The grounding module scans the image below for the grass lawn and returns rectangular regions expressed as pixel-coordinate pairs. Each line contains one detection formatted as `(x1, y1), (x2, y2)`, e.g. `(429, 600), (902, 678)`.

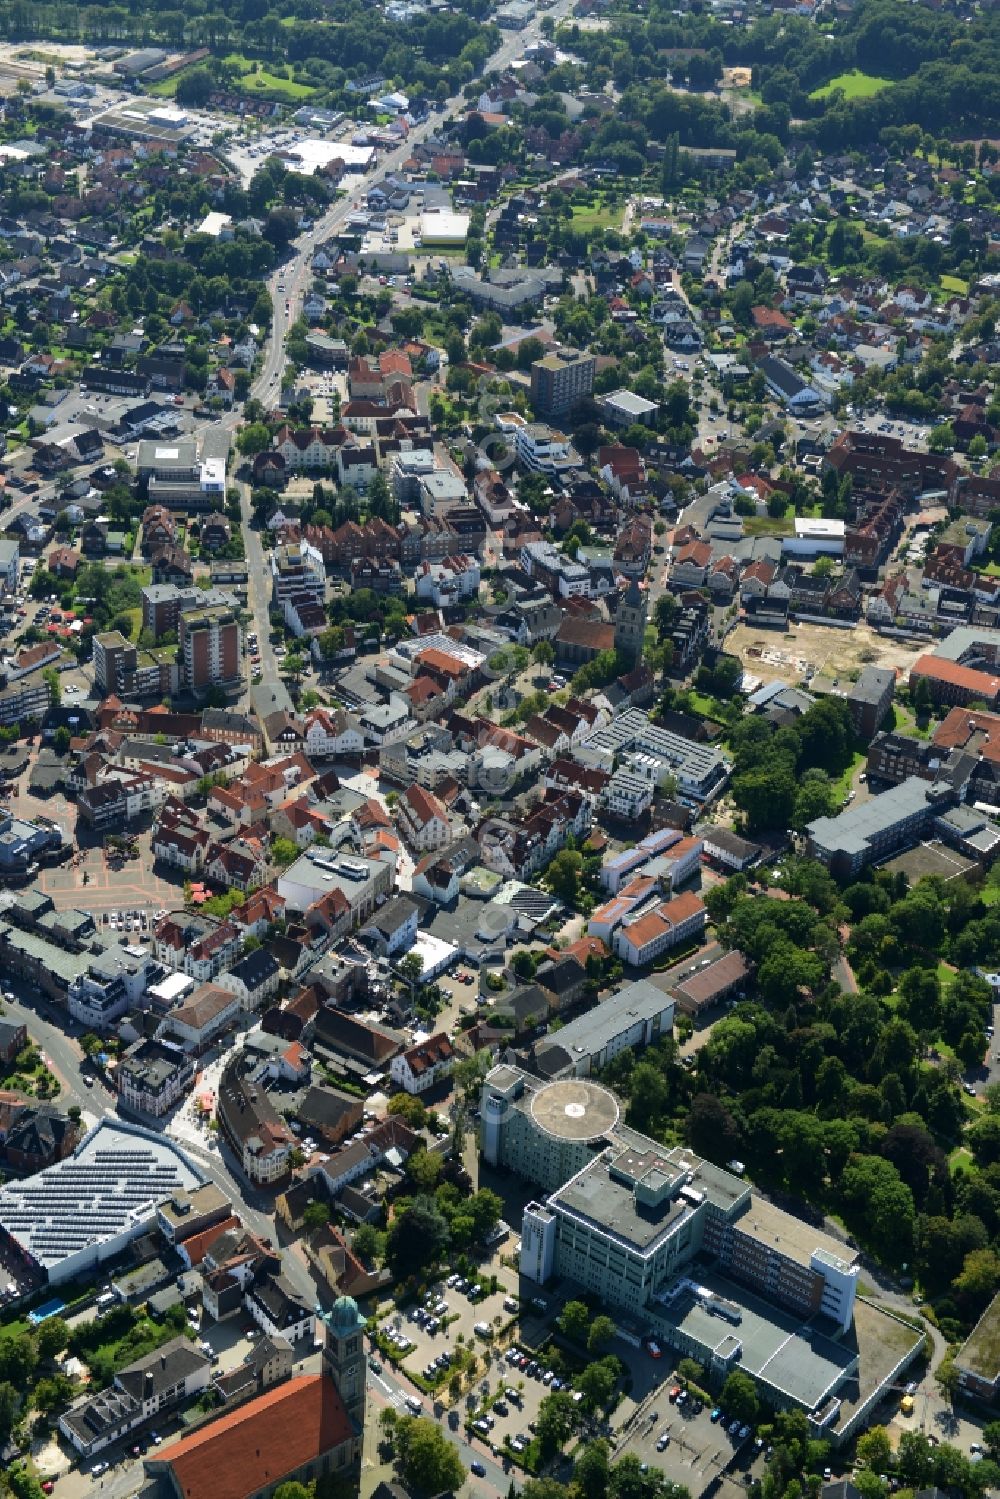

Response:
(889, 703), (932, 740)
(570, 202), (624, 233)
(936, 961), (956, 992)
(155, 55), (315, 102)
(949, 1145), (974, 1175)
(743, 514), (793, 537)
(831, 750), (866, 803)
(810, 70), (894, 101)
(941, 274), (970, 295)
(221, 53), (315, 100)
(686, 691), (727, 720)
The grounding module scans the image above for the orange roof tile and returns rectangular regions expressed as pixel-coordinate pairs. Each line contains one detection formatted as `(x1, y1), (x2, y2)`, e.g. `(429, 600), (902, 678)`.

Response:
(158, 1375), (354, 1499)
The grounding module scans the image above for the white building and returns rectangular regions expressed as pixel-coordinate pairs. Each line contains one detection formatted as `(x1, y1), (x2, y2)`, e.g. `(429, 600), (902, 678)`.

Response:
(245, 1276), (316, 1346)
(782, 517), (846, 559)
(68, 953), (162, 1030)
(303, 707), (365, 760)
(390, 1032), (456, 1094)
(612, 891), (707, 967)
(514, 423), (576, 475)
(215, 947), (281, 1011)
(414, 554), (481, 608)
(358, 697), (415, 747)
(397, 783), (450, 852)
(604, 768), (655, 821)
(59, 1338), (211, 1457)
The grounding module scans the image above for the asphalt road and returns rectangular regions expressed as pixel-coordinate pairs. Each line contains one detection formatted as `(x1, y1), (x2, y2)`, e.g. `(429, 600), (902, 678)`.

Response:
(0, 981), (102, 1119)
(368, 1364), (513, 1498)
(222, 0), (578, 672)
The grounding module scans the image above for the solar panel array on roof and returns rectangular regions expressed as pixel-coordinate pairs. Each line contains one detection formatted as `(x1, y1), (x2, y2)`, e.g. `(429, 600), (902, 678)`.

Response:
(0, 1119), (203, 1272)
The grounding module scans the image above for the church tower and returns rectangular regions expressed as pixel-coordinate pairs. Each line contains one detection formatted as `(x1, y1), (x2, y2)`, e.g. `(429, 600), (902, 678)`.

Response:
(614, 577), (648, 664)
(321, 1295), (367, 1435)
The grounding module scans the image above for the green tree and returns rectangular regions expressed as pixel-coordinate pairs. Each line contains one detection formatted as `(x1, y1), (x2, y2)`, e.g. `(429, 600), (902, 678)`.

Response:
(386, 1196), (450, 1279)
(352, 1223), (383, 1264)
(36, 1316), (69, 1361)
(532, 639), (555, 671)
(576, 1357), (618, 1411)
(0, 1380), (19, 1445)
(928, 422), (956, 453)
(559, 1300), (590, 1344)
(236, 422), (273, 456)
(270, 837), (299, 867)
(856, 1426), (893, 1471)
(387, 1093), (428, 1128)
(399, 951), (425, 997)
(574, 1440), (612, 1499)
(721, 1370), (758, 1425)
(302, 1201), (331, 1236)
(396, 1416), (465, 1494)
(840, 1154), (915, 1264)
(546, 848), (583, 904)
(406, 1147), (444, 1192)
(536, 1390), (577, 1458)
(468, 1188), (503, 1241)
(588, 1315), (616, 1353)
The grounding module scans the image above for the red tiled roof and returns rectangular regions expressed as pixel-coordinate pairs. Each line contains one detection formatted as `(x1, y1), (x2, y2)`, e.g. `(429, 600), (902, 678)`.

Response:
(178, 1214), (241, 1264)
(402, 782), (448, 827)
(911, 654), (1000, 698)
(158, 1375), (354, 1499)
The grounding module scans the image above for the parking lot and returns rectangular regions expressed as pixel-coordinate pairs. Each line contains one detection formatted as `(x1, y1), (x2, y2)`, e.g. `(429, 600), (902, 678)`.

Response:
(379, 1268), (522, 1392)
(617, 1387), (764, 1499)
(469, 1338), (579, 1460)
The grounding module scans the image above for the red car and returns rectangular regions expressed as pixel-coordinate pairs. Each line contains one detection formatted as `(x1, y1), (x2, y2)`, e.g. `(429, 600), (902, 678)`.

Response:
(41, 1484), (54, 1495)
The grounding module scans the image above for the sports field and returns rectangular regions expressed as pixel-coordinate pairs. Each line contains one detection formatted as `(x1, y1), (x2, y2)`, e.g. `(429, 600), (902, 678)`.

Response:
(810, 70), (893, 100)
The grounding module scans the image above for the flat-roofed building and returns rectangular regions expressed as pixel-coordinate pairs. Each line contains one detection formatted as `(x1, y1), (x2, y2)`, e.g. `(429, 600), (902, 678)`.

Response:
(156, 1181), (231, 1246)
(530, 349), (596, 418)
(526, 978), (674, 1079)
(806, 776), (951, 879)
(0, 1117), (204, 1283)
(478, 1065), (919, 1442)
(954, 1291), (1000, 1400)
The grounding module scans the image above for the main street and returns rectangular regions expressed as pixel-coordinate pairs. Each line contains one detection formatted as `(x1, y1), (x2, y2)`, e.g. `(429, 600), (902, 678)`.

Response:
(228, 0), (578, 664)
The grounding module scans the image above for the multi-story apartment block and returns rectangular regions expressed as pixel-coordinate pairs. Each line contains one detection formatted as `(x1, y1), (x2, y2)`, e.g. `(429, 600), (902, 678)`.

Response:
(179, 605), (242, 693)
(68, 952), (164, 1030)
(806, 776), (952, 878)
(153, 911), (243, 982)
(77, 771), (168, 830)
(530, 349), (596, 417)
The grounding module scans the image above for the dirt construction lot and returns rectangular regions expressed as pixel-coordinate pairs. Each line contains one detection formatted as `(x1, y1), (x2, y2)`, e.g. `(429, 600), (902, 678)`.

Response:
(730, 619), (925, 692)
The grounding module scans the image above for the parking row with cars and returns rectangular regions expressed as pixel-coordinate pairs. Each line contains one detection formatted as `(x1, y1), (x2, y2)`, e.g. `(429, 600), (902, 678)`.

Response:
(503, 1344), (576, 1396)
